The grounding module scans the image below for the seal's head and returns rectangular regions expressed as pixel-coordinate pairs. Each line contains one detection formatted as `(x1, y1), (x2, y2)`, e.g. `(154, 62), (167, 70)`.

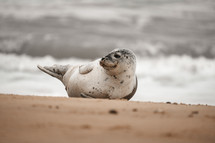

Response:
(100, 49), (136, 75)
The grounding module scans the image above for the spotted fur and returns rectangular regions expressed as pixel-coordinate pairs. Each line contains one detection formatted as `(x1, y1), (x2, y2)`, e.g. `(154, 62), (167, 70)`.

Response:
(38, 49), (138, 100)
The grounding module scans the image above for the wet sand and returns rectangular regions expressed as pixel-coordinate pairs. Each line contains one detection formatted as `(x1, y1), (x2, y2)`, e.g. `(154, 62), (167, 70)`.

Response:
(0, 94), (215, 143)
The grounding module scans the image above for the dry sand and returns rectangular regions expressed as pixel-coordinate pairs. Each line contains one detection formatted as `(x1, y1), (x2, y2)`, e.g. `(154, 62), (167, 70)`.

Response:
(0, 94), (215, 143)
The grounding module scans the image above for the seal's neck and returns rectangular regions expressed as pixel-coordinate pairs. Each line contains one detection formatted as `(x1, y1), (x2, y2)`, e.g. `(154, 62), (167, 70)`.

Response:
(103, 66), (135, 82)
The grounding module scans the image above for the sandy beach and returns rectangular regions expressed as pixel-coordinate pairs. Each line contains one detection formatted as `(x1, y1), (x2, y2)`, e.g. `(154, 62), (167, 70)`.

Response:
(0, 1), (215, 143)
(0, 94), (214, 143)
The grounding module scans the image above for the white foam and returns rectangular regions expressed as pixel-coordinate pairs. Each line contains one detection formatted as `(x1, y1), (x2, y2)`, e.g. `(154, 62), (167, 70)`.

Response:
(0, 53), (215, 105)
(133, 56), (215, 105)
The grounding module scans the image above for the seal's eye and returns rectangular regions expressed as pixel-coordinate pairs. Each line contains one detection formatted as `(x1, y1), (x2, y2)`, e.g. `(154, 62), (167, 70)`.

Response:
(114, 54), (121, 59)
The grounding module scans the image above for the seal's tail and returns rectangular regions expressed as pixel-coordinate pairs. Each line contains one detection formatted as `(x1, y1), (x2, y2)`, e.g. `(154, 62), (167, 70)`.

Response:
(37, 64), (69, 81)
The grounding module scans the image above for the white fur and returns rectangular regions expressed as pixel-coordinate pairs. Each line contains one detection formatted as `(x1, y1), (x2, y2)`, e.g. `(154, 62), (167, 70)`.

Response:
(63, 59), (136, 99)
(38, 49), (137, 99)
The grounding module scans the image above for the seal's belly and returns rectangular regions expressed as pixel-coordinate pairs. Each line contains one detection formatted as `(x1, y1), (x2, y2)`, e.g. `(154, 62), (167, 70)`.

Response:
(66, 66), (108, 98)
(66, 66), (133, 99)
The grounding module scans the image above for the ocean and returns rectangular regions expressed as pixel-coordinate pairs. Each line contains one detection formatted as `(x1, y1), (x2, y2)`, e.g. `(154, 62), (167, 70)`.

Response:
(0, 0), (215, 105)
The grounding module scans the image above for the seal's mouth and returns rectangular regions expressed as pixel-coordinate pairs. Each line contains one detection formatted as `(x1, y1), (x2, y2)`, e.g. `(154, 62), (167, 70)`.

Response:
(100, 56), (118, 70)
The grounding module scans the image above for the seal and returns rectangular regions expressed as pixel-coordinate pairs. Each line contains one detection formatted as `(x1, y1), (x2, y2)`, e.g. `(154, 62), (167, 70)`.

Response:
(37, 49), (138, 100)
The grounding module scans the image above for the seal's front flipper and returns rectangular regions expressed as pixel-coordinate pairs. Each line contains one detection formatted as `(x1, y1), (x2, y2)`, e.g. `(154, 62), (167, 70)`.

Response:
(80, 93), (94, 98)
(79, 63), (94, 74)
(37, 64), (69, 81)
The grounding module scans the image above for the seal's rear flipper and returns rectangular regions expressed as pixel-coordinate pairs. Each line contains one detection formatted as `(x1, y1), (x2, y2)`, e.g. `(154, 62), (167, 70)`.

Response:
(37, 64), (69, 81)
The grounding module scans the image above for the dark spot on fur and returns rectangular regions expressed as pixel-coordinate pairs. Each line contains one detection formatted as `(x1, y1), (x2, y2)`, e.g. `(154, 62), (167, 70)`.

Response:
(93, 87), (95, 89)
(126, 56), (128, 59)
(89, 91), (91, 93)
(113, 75), (117, 79)
(120, 80), (124, 84)
(105, 78), (109, 81)
(124, 70), (127, 72)
(97, 82), (100, 84)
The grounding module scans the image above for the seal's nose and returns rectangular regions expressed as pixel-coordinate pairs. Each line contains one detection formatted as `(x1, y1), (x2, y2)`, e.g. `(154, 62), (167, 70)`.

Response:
(101, 57), (105, 61)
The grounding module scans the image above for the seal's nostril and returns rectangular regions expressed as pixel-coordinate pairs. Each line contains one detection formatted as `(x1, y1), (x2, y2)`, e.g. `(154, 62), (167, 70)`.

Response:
(101, 57), (105, 61)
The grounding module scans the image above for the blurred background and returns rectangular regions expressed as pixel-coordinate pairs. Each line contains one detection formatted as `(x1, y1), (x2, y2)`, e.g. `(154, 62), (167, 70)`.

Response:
(0, 0), (215, 105)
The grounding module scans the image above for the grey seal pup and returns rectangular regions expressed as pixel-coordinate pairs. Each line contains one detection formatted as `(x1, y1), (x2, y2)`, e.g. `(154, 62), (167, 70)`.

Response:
(37, 49), (138, 100)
